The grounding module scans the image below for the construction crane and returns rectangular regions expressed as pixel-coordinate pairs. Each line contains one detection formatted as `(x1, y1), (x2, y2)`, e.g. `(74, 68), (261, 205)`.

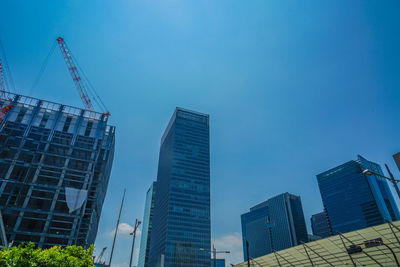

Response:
(56, 37), (94, 110)
(56, 37), (109, 116)
(95, 247), (107, 264)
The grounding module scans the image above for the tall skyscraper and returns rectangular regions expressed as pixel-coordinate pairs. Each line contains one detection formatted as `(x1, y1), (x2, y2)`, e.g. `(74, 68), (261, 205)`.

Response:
(317, 155), (400, 235)
(310, 211), (331, 238)
(0, 93), (115, 248)
(148, 108), (210, 267)
(393, 152), (400, 173)
(138, 182), (157, 267)
(241, 193), (308, 261)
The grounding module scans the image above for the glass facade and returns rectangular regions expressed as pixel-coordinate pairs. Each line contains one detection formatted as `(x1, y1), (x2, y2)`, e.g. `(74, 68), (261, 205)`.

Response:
(138, 181), (157, 267)
(310, 211), (331, 238)
(241, 204), (270, 261)
(0, 93), (115, 248)
(394, 152), (400, 173)
(241, 193), (308, 261)
(211, 259), (225, 267)
(148, 108), (211, 267)
(317, 155), (400, 235)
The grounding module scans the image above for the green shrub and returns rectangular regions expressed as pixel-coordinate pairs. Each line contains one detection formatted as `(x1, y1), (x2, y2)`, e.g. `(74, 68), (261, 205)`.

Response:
(0, 242), (94, 267)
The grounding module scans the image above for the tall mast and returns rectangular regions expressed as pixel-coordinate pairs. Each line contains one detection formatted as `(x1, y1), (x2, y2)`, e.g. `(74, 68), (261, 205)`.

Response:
(109, 189), (126, 266)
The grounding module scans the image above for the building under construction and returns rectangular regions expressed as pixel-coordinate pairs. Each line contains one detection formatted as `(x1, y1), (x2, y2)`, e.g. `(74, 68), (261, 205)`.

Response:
(0, 92), (115, 248)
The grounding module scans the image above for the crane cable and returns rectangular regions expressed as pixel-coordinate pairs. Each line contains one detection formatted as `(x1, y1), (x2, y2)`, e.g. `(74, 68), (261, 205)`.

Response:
(29, 40), (57, 96)
(70, 52), (109, 114)
(29, 39), (109, 115)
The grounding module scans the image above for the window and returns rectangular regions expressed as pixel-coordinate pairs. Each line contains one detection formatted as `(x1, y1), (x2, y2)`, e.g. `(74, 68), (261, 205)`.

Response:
(15, 108), (27, 123)
(84, 122), (93, 136)
(40, 113), (49, 128)
(63, 116), (72, 132)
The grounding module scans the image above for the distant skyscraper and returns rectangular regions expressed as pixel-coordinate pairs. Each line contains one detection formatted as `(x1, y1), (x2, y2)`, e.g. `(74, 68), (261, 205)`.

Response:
(0, 93), (115, 248)
(241, 193), (308, 261)
(138, 182), (157, 267)
(148, 108), (210, 267)
(311, 211), (331, 238)
(317, 155), (400, 235)
(394, 152), (400, 173)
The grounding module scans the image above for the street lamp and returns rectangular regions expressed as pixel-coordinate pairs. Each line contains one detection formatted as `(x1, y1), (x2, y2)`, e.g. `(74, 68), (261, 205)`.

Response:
(129, 219), (141, 267)
(200, 244), (230, 267)
(363, 163), (400, 199)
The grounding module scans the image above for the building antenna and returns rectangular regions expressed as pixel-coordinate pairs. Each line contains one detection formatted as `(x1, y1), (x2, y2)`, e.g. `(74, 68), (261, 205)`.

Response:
(109, 189), (126, 266)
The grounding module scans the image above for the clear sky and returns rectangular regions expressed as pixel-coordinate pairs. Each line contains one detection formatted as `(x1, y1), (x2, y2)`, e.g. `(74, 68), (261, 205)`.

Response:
(1, 1), (400, 266)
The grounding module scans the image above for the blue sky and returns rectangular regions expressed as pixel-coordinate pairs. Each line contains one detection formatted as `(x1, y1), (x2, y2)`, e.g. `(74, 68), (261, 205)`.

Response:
(1, 1), (400, 266)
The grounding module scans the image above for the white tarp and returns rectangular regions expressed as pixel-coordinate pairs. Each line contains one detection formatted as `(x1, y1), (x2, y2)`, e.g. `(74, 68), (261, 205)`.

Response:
(65, 187), (88, 213)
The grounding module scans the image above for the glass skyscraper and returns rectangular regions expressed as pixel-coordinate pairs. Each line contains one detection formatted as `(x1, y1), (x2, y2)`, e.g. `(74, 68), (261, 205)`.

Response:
(138, 181), (157, 267)
(310, 211), (331, 238)
(241, 192), (308, 261)
(148, 108), (210, 267)
(317, 155), (400, 235)
(0, 93), (115, 248)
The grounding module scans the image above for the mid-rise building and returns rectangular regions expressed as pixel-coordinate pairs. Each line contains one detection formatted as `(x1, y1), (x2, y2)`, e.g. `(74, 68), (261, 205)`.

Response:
(241, 193), (308, 261)
(310, 211), (331, 238)
(148, 108), (211, 267)
(138, 182), (157, 267)
(317, 155), (400, 235)
(0, 93), (115, 248)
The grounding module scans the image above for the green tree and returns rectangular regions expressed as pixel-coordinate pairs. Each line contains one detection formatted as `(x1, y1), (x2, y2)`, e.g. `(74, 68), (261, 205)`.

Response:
(0, 242), (95, 267)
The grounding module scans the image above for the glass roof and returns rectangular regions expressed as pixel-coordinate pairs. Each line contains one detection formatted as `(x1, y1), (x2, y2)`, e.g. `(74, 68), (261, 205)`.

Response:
(235, 221), (400, 267)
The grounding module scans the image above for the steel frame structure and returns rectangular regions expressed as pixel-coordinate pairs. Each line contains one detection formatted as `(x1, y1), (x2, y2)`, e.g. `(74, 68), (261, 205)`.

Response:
(0, 92), (115, 248)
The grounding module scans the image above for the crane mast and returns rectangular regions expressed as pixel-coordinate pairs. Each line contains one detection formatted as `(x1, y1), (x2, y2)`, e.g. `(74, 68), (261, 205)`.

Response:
(95, 247), (107, 264)
(56, 37), (94, 110)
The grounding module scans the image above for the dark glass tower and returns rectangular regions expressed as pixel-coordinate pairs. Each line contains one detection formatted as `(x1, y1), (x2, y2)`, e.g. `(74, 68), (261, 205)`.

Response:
(317, 155), (400, 235)
(394, 152), (400, 173)
(310, 211), (331, 238)
(0, 93), (115, 248)
(148, 108), (210, 267)
(138, 182), (157, 267)
(241, 193), (308, 261)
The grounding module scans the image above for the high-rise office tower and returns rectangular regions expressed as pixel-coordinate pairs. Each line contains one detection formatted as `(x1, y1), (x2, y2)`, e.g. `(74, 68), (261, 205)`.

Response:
(310, 211), (331, 238)
(317, 155), (400, 235)
(394, 152), (400, 173)
(0, 93), (115, 248)
(138, 182), (157, 267)
(148, 108), (211, 267)
(241, 193), (308, 261)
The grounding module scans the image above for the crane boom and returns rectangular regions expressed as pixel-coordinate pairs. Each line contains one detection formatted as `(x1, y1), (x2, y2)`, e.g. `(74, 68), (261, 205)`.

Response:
(56, 37), (94, 110)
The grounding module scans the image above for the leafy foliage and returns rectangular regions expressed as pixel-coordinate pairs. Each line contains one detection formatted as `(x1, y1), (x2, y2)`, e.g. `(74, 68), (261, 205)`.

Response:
(0, 242), (95, 267)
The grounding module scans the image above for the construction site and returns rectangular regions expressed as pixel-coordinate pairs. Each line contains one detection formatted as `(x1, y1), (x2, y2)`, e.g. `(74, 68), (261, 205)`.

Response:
(0, 37), (116, 250)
